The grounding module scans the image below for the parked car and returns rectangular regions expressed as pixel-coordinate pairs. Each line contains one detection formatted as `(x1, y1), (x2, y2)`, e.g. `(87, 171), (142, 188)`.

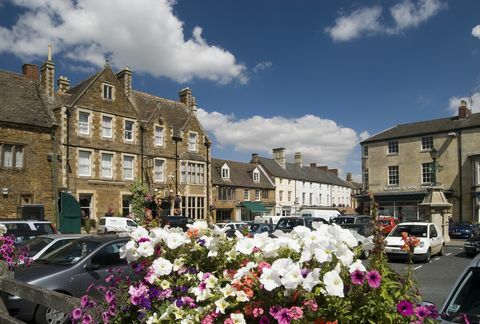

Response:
(97, 216), (138, 234)
(0, 219), (58, 245)
(20, 234), (86, 262)
(216, 222), (250, 237)
(464, 232), (480, 257)
(248, 223), (275, 236)
(299, 209), (341, 223)
(332, 215), (374, 237)
(449, 222), (476, 239)
(376, 216), (399, 235)
(274, 216), (329, 233)
(438, 253), (480, 323)
(160, 215), (195, 231)
(384, 222), (444, 263)
(4, 235), (131, 323)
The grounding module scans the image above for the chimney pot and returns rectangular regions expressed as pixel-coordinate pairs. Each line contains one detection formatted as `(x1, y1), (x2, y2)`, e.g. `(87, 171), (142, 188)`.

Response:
(294, 152), (302, 167)
(179, 87), (193, 108)
(116, 67), (132, 97)
(57, 76), (70, 93)
(346, 172), (352, 182)
(310, 163), (317, 168)
(22, 64), (39, 81)
(272, 148), (286, 169)
(458, 100), (471, 119)
(318, 166), (328, 172)
(328, 168), (339, 176)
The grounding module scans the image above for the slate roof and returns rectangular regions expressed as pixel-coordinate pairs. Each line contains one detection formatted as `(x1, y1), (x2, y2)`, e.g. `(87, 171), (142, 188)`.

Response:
(361, 112), (480, 144)
(212, 158), (275, 189)
(0, 70), (56, 128)
(255, 156), (350, 187)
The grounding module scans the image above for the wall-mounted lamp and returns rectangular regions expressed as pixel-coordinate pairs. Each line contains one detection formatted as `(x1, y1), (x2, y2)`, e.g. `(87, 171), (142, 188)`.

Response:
(2, 188), (9, 197)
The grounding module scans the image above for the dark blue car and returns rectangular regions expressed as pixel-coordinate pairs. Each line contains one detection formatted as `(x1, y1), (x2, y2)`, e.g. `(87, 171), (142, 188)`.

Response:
(449, 222), (476, 239)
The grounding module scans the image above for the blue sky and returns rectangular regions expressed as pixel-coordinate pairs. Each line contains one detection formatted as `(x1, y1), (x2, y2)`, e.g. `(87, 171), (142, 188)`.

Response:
(1, 0), (480, 181)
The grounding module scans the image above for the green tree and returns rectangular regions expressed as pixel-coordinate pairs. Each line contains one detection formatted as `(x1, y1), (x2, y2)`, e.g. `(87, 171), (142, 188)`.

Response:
(130, 179), (148, 224)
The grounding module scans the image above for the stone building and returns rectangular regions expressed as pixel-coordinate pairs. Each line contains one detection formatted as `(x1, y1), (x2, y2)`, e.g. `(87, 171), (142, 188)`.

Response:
(211, 158), (275, 222)
(0, 64), (58, 220)
(360, 101), (480, 223)
(52, 60), (211, 220)
(250, 148), (353, 216)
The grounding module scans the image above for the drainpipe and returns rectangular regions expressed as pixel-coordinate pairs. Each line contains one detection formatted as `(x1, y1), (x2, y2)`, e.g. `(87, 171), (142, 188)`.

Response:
(65, 108), (71, 190)
(51, 126), (59, 227)
(140, 123), (145, 183)
(458, 130), (463, 221)
(204, 139), (211, 224)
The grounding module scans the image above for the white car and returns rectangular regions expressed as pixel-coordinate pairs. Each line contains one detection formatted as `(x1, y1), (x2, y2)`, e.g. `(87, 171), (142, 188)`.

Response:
(97, 217), (138, 234)
(384, 222), (444, 262)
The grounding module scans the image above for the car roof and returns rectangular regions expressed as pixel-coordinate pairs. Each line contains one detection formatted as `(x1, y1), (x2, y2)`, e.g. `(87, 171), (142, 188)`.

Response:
(33, 234), (87, 239)
(0, 219), (52, 223)
(77, 234), (130, 243)
(397, 222), (430, 226)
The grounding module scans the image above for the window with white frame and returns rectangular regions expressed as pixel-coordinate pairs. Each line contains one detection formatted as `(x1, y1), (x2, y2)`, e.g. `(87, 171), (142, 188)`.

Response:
(302, 193), (306, 205)
(154, 126), (164, 146)
(181, 196), (205, 219)
(363, 168), (369, 191)
(262, 190), (269, 199)
(363, 145), (368, 157)
(253, 169), (260, 182)
(243, 189), (249, 201)
(318, 194), (322, 205)
(180, 161), (205, 184)
(102, 116), (113, 138)
(474, 160), (480, 186)
(218, 187), (234, 200)
(188, 133), (197, 151)
(124, 120), (134, 142)
(309, 193), (313, 205)
(279, 190), (283, 202)
(255, 189), (260, 201)
(154, 159), (165, 182)
(78, 150), (91, 176)
(288, 191), (292, 202)
(221, 164), (230, 179)
(123, 155), (134, 180)
(421, 136), (433, 151)
(101, 153), (113, 178)
(388, 166), (399, 185)
(1, 144), (24, 169)
(388, 140), (398, 154)
(103, 84), (113, 100)
(14, 146), (23, 168)
(79, 111), (90, 135)
(422, 162), (434, 184)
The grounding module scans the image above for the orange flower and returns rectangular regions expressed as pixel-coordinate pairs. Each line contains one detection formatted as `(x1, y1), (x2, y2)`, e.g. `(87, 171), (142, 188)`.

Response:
(314, 320), (338, 324)
(243, 287), (254, 298)
(186, 228), (199, 238)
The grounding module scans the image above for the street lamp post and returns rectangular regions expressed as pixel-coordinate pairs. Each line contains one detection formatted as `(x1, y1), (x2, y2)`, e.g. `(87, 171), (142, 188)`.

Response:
(429, 147), (438, 186)
(172, 135), (183, 196)
(204, 139), (212, 225)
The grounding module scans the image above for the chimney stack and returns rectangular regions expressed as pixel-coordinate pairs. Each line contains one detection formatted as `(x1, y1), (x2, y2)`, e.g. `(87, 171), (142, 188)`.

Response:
(458, 100), (471, 119)
(310, 163), (317, 168)
(57, 76), (70, 93)
(272, 148), (286, 169)
(294, 152), (302, 167)
(251, 153), (260, 164)
(346, 172), (352, 182)
(318, 166), (328, 172)
(179, 87), (193, 108)
(40, 45), (55, 98)
(116, 67), (132, 97)
(328, 168), (339, 176)
(22, 64), (39, 81)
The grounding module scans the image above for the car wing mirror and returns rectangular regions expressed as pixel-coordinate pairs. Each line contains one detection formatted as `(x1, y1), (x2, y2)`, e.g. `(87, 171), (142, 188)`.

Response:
(85, 263), (101, 271)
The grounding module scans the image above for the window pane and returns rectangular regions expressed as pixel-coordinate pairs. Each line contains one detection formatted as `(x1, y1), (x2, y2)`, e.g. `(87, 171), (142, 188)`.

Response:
(102, 116), (112, 138)
(188, 133), (197, 151)
(154, 159), (164, 181)
(15, 147), (23, 168)
(101, 154), (113, 178)
(155, 126), (164, 146)
(125, 121), (134, 141)
(79, 112), (89, 134)
(123, 156), (134, 179)
(3, 145), (13, 167)
(78, 151), (91, 176)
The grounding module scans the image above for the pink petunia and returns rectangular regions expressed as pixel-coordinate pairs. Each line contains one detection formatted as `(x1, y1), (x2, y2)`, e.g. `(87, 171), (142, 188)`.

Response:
(366, 270), (382, 288)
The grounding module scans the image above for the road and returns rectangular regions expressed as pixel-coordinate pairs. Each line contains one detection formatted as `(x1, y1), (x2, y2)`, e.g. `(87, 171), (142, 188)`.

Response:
(387, 245), (472, 307)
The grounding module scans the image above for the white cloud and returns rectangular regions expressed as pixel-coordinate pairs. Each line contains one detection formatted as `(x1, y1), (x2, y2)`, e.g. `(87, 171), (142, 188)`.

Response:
(252, 61), (273, 74)
(326, 0), (446, 42)
(448, 92), (480, 114)
(473, 25), (480, 39)
(359, 131), (371, 142)
(197, 109), (359, 168)
(0, 0), (247, 84)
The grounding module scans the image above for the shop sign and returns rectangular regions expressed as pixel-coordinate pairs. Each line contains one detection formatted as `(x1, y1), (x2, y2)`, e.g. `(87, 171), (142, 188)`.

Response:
(382, 185), (417, 192)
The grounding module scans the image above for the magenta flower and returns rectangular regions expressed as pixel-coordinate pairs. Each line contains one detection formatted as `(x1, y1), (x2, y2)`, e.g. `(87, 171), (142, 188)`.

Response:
(366, 270), (382, 288)
(289, 306), (303, 320)
(259, 316), (271, 324)
(350, 270), (366, 285)
(414, 305), (430, 319)
(82, 314), (93, 324)
(397, 300), (414, 317)
(273, 307), (292, 324)
(71, 308), (82, 320)
(80, 295), (89, 308)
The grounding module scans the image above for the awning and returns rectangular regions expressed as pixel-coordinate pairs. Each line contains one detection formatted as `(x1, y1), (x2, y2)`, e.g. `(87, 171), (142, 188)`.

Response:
(241, 202), (267, 213)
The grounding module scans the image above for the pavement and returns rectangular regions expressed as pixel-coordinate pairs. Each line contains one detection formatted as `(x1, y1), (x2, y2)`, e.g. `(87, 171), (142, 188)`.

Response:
(446, 238), (466, 246)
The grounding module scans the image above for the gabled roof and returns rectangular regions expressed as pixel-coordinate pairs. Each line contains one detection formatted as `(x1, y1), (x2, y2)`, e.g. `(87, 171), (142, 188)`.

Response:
(212, 158), (275, 189)
(255, 156), (350, 187)
(0, 71), (56, 129)
(361, 112), (480, 144)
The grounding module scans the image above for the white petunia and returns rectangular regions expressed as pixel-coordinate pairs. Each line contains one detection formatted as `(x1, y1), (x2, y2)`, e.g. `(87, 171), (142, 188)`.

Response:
(0, 224), (7, 235)
(349, 259), (367, 273)
(235, 290), (249, 302)
(271, 258), (294, 277)
(259, 267), (281, 291)
(233, 262), (256, 280)
(151, 257), (173, 276)
(314, 247), (332, 264)
(130, 227), (149, 241)
(146, 312), (160, 324)
(205, 274), (218, 289)
(164, 232), (188, 250)
(119, 240), (139, 262)
(323, 270), (344, 297)
(236, 237), (256, 255)
(137, 241), (154, 257)
(149, 227), (168, 244)
(303, 268), (321, 292)
(281, 264), (303, 290)
(215, 298), (229, 314)
(230, 313), (246, 324)
(220, 284), (236, 298)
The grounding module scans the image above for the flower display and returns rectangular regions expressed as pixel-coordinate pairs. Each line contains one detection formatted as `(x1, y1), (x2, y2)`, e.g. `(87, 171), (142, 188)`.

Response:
(74, 221), (437, 323)
(0, 224), (31, 270)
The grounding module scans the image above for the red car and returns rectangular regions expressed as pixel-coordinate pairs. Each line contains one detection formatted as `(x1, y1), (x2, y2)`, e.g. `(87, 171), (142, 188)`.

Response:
(376, 216), (399, 235)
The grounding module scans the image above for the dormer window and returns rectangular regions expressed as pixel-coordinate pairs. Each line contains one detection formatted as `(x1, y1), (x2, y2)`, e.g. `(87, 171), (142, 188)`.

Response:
(188, 132), (197, 152)
(103, 84), (114, 100)
(221, 164), (230, 179)
(253, 168), (260, 182)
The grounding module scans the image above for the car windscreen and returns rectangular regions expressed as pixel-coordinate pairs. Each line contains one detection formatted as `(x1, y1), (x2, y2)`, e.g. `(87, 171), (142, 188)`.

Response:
(276, 218), (304, 230)
(38, 240), (101, 265)
(389, 225), (427, 238)
(333, 218), (354, 224)
(34, 223), (55, 234)
(442, 268), (480, 322)
(23, 237), (54, 257)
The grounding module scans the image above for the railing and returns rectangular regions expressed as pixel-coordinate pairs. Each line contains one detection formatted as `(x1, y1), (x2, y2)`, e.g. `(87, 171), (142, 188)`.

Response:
(0, 261), (80, 323)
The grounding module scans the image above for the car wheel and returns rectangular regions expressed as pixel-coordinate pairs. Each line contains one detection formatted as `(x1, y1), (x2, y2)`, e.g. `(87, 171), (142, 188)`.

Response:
(423, 249), (431, 263)
(35, 305), (69, 324)
(466, 251), (476, 257)
(438, 244), (444, 256)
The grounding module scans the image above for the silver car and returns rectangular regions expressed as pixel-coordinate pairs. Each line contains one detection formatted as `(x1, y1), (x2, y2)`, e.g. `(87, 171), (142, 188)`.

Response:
(5, 235), (131, 324)
(438, 253), (480, 322)
(21, 234), (86, 262)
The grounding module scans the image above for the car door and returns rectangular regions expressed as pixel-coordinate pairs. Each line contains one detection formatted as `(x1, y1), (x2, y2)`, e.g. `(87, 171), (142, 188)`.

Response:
(71, 240), (129, 297)
(429, 224), (440, 254)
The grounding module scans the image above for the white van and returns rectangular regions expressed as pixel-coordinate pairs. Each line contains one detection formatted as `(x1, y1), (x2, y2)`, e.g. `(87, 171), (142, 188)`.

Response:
(97, 217), (138, 234)
(254, 215), (284, 225)
(299, 209), (340, 223)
